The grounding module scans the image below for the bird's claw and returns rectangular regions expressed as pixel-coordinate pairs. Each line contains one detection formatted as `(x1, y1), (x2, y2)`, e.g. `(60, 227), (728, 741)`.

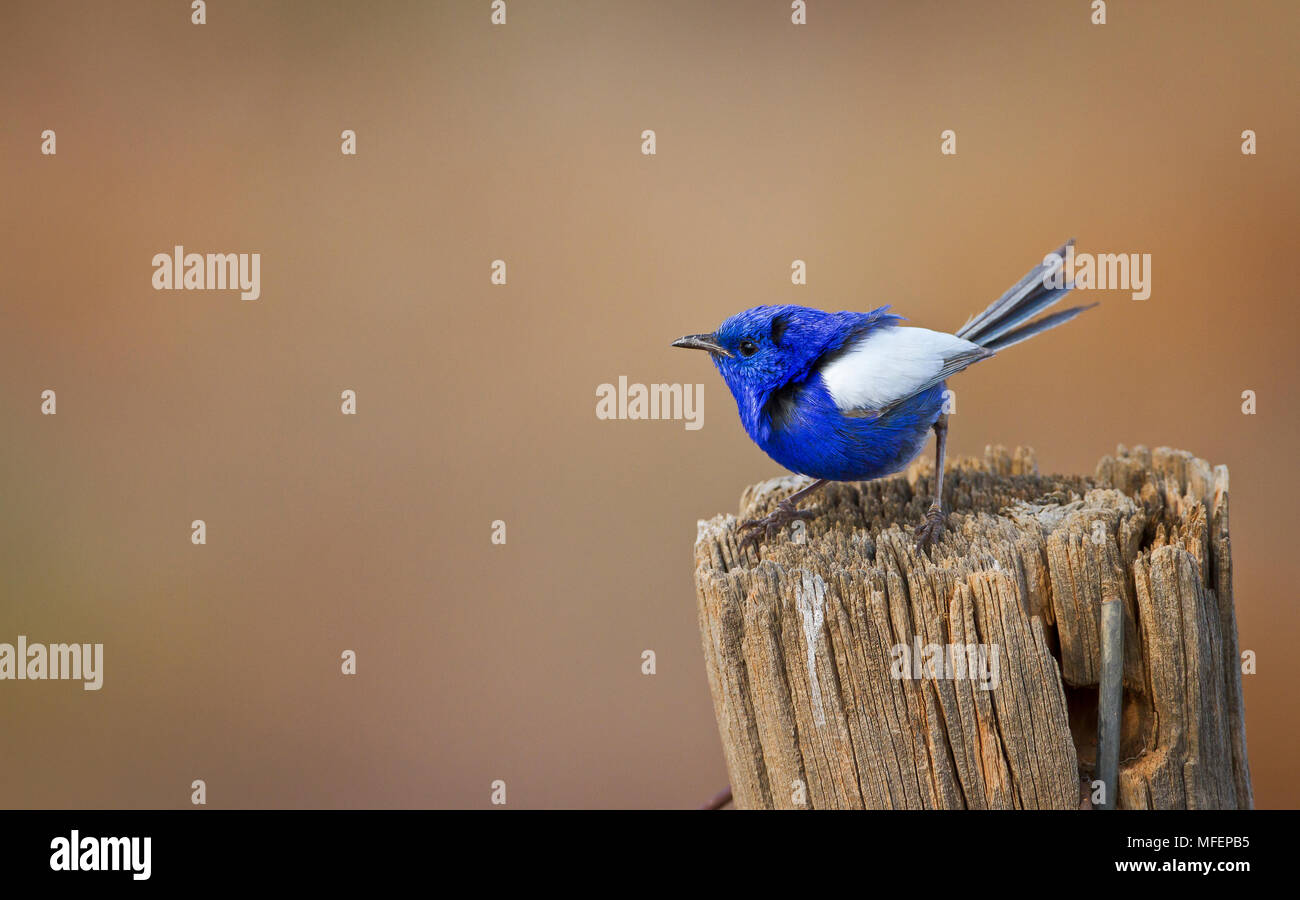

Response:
(737, 500), (818, 553)
(914, 503), (946, 554)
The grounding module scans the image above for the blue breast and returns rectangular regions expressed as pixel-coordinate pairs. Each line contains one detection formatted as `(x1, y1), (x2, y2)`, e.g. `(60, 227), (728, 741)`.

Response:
(751, 374), (945, 482)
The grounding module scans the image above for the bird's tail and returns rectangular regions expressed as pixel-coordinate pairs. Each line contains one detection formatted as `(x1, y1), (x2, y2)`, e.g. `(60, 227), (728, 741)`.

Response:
(955, 240), (1097, 352)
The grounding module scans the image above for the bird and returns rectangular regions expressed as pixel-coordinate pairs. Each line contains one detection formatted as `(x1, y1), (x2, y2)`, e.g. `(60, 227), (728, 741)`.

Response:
(672, 241), (1096, 553)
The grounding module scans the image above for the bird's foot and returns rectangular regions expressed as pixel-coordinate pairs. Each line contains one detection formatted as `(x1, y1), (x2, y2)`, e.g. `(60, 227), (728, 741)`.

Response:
(738, 498), (818, 552)
(914, 502), (946, 554)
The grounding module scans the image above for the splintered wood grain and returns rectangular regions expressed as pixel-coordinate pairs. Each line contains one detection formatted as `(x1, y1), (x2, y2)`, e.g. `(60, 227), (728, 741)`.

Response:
(693, 445), (1252, 809)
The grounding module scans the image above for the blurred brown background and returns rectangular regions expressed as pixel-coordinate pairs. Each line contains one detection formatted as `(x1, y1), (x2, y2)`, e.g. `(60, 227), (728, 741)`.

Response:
(1, 1), (1296, 808)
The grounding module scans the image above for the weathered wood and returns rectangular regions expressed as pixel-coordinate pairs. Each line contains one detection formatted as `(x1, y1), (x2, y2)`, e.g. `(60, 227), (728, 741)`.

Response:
(692, 445), (1252, 809)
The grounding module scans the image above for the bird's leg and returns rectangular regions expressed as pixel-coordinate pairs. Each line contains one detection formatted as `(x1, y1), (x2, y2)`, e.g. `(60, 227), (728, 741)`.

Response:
(914, 414), (949, 553)
(738, 478), (827, 551)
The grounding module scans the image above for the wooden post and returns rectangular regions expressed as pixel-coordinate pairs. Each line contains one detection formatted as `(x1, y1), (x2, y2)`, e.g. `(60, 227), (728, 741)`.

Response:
(691, 445), (1252, 810)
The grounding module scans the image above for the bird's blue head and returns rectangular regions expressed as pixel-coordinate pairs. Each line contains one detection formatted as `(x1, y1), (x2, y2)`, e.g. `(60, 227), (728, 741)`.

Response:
(673, 304), (897, 435)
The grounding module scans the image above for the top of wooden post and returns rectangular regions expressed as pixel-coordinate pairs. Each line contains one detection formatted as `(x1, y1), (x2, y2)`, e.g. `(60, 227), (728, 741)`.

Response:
(691, 445), (1251, 810)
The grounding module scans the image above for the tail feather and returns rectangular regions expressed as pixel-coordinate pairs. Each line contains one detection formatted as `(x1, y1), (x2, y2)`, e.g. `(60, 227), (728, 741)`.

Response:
(972, 285), (1076, 346)
(957, 239), (1071, 340)
(957, 240), (1095, 349)
(980, 301), (1098, 353)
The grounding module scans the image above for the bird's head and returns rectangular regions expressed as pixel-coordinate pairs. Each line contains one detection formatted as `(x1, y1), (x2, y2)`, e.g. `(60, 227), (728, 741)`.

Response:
(672, 305), (848, 421)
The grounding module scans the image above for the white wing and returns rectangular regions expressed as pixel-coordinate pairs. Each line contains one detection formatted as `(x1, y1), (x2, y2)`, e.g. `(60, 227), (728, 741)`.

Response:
(818, 326), (990, 413)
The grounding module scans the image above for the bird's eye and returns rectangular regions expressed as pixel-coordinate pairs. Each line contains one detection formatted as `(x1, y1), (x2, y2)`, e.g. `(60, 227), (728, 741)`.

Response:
(738, 340), (759, 357)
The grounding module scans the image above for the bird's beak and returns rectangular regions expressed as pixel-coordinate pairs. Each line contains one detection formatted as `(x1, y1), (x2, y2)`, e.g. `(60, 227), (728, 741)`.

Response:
(671, 333), (732, 358)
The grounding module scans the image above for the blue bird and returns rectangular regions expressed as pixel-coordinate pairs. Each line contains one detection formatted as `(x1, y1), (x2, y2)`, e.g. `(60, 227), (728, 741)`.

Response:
(672, 241), (1096, 553)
